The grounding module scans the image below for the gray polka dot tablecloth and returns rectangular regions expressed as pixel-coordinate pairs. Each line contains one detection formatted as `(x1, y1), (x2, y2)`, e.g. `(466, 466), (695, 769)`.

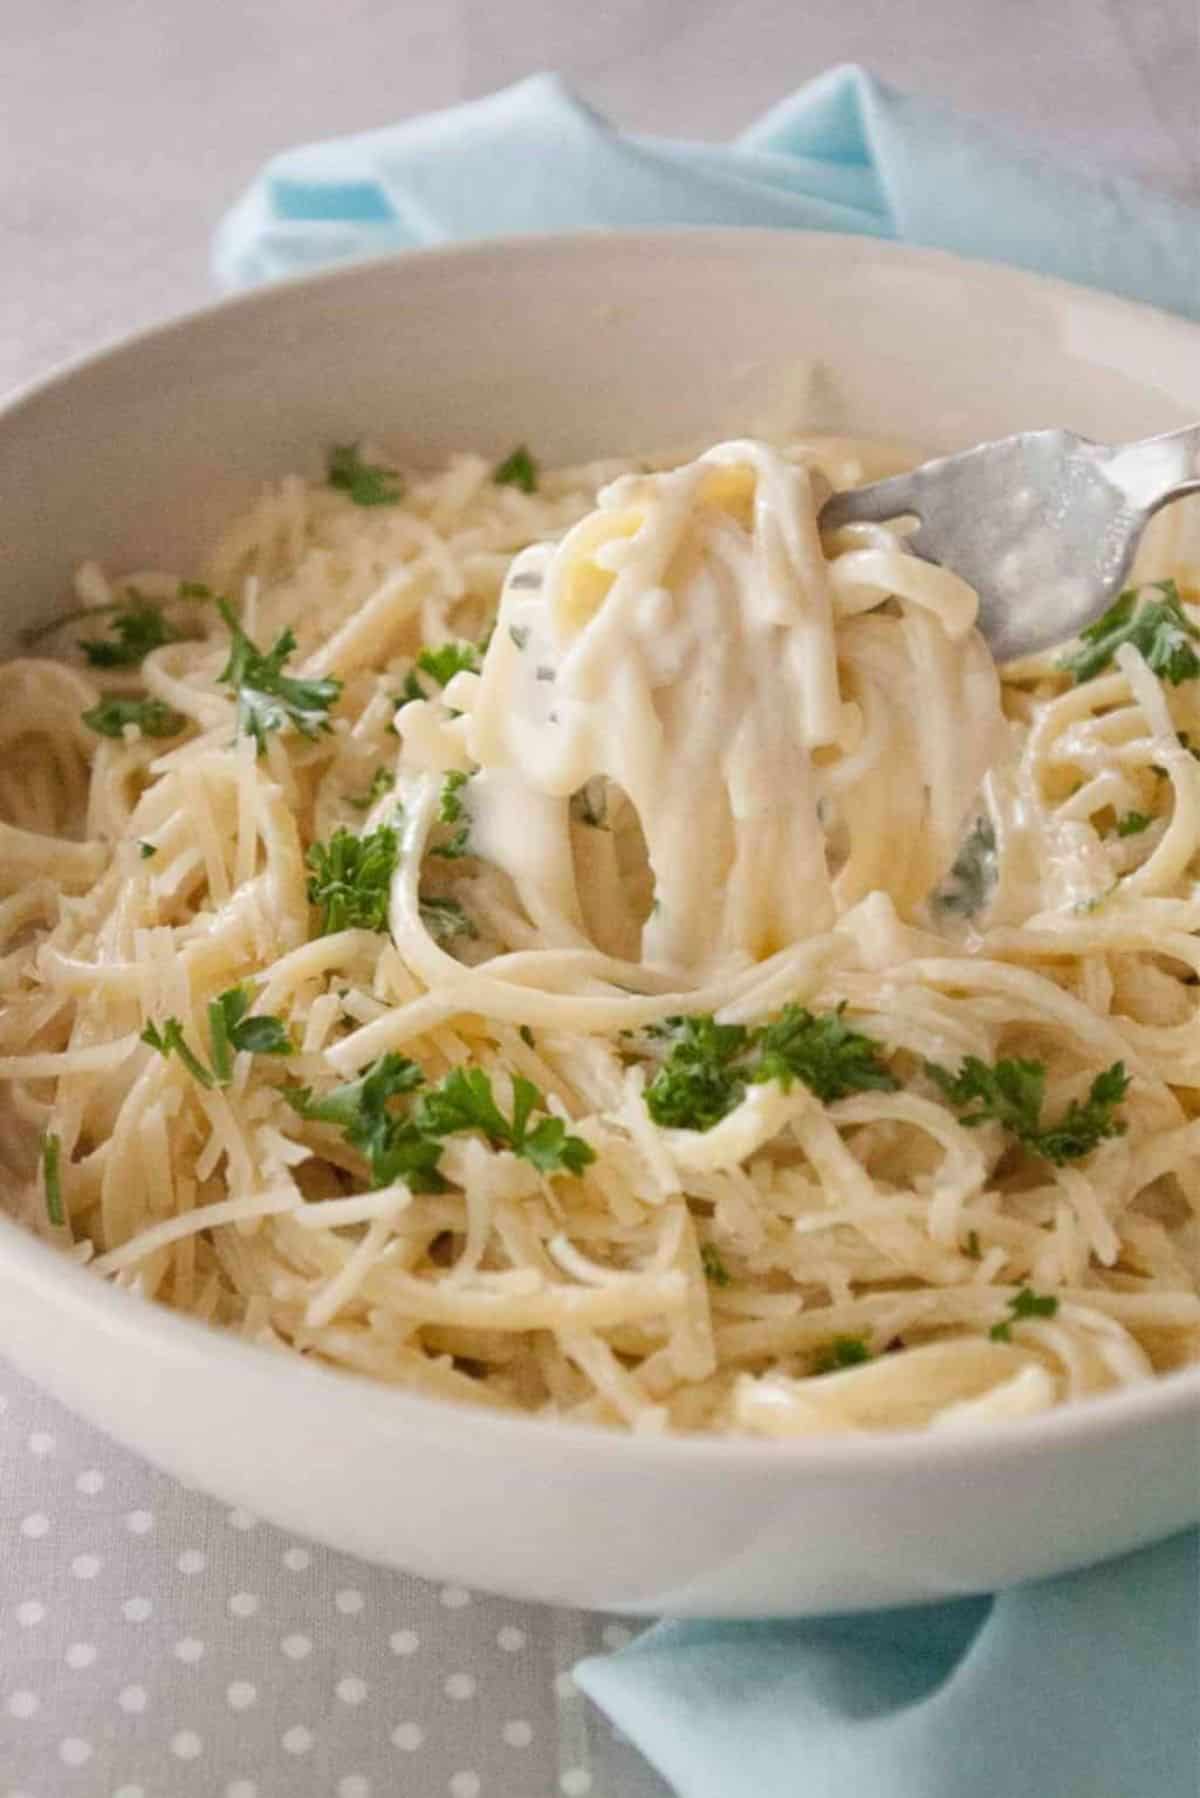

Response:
(0, 1359), (670, 1798)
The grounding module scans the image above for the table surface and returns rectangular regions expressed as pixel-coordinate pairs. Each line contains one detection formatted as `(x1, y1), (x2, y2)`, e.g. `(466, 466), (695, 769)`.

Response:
(4, 4), (1199, 1795)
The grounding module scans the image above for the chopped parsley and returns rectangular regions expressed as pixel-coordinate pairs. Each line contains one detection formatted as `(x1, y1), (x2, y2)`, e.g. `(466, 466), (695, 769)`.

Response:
(1114, 810), (1153, 838)
(413, 1066), (594, 1176)
(644, 1016), (753, 1131)
(644, 1005), (895, 1132)
(519, 1026), (535, 1049)
(217, 600), (341, 752)
(140, 1017), (215, 1088)
(813, 1336), (871, 1375)
(42, 1132), (64, 1227)
(306, 824), (399, 935)
(79, 595), (177, 667)
(989, 1287), (1059, 1342)
(419, 896), (478, 944)
(285, 1056), (593, 1189)
(82, 696), (185, 739)
(138, 840), (157, 860)
(928, 1056), (1129, 1164)
(142, 990), (292, 1089)
(348, 767), (396, 812)
(206, 986), (293, 1086)
(493, 444), (539, 493)
(1060, 580), (1200, 685)
(700, 1242), (731, 1287)
(285, 1053), (440, 1190)
(749, 1005), (897, 1104)
(431, 769), (472, 859)
(326, 442), (403, 507)
(933, 815), (997, 919)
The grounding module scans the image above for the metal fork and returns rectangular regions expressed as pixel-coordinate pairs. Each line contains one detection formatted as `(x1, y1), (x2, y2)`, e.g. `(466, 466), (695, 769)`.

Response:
(819, 425), (1200, 662)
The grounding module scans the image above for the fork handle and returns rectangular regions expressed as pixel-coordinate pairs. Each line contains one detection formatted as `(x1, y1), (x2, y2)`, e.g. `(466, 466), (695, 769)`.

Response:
(1114, 423), (1200, 516)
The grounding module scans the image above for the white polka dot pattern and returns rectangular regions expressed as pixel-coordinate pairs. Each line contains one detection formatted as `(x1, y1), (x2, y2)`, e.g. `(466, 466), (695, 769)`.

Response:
(0, 1357), (662, 1797)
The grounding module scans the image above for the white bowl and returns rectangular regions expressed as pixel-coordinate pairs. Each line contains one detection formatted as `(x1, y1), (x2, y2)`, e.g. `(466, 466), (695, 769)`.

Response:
(1, 231), (1198, 1617)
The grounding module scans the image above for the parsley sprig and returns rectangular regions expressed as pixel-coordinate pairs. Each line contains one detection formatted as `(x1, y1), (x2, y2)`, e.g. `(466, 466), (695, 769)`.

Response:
(700, 1242), (731, 1287)
(432, 769), (472, 859)
(989, 1288), (1059, 1342)
(285, 1057), (593, 1189)
(82, 696), (185, 739)
(928, 1057), (1129, 1164)
(348, 767), (396, 812)
(493, 445), (539, 493)
(643, 1005), (896, 1132)
(398, 641), (481, 706)
(306, 824), (399, 935)
(1114, 810), (1153, 838)
(41, 1132), (64, 1228)
(813, 1335), (871, 1375)
(217, 599), (341, 753)
(326, 442), (403, 507)
(419, 896), (478, 944)
(79, 595), (177, 668)
(1061, 580), (1200, 685)
(141, 987), (293, 1088)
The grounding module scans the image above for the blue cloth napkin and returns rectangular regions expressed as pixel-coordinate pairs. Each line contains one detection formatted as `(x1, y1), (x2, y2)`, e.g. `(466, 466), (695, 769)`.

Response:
(215, 64), (1199, 322)
(575, 1533), (1199, 1798)
(215, 64), (1200, 1798)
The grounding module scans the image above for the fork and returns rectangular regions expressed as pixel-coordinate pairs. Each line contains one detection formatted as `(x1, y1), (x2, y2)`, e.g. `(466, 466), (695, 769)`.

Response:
(819, 425), (1200, 662)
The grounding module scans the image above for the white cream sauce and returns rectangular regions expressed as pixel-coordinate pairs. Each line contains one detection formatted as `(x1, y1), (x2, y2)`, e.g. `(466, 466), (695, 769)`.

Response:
(446, 441), (1006, 973)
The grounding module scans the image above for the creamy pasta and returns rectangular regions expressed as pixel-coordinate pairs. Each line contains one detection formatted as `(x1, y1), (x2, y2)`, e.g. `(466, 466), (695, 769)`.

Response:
(2, 433), (1199, 1437)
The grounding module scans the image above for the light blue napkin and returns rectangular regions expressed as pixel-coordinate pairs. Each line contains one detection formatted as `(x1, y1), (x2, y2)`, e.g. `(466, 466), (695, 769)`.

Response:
(215, 65), (1200, 1798)
(215, 64), (1199, 322)
(575, 1533), (1199, 1798)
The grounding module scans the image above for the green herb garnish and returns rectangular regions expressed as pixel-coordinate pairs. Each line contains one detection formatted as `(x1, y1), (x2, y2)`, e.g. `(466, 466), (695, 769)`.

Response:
(217, 600), (341, 753)
(413, 1066), (594, 1176)
(1114, 810), (1153, 837)
(493, 445), (538, 493)
(206, 986), (293, 1086)
(138, 841), (157, 860)
(989, 1287), (1059, 1342)
(327, 442), (403, 507)
(140, 1018), (216, 1088)
(933, 815), (997, 919)
(348, 767), (396, 812)
(928, 1057), (1129, 1164)
(420, 641), (481, 686)
(42, 1133), (64, 1227)
(419, 897), (478, 944)
(285, 1054), (440, 1190)
(644, 1004), (896, 1132)
(82, 696), (185, 739)
(285, 1056), (592, 1189)
(749, 1005), (897, 1104)
(644, 1016), (753, 1131)
(431, 769), (472, 859)
(700, 1242), (731, 1287)
(1061, 581), (1200, 685)
(79, 596), (177, 668)
(813, 1336), (871, 1375)
(306, 824), (399, 935)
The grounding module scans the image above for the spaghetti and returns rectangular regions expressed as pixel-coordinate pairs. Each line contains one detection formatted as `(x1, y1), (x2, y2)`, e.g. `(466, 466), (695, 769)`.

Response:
(2, 435), (1198, 1436)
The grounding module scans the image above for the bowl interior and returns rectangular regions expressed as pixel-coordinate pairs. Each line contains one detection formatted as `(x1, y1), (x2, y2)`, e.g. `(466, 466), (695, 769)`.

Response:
(5, 229), (1200, 648)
